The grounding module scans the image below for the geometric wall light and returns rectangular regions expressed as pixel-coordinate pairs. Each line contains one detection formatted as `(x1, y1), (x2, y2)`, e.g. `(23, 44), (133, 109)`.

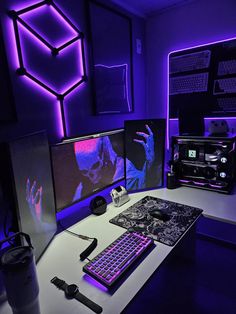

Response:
(9, 0), (87, 137)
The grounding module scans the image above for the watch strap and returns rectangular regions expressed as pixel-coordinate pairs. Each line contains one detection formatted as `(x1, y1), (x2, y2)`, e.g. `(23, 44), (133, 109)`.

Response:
(75, 291), (103, 314)
(51, 276), (68, 291)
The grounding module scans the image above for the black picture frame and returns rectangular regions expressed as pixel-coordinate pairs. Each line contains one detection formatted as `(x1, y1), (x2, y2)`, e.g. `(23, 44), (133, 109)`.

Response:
(0, 18), (16, 123)
(88, 0), (133, 114)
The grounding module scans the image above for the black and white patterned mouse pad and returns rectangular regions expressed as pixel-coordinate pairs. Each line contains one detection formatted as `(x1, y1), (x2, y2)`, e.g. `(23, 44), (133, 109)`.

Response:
(109, 196), (203, 246)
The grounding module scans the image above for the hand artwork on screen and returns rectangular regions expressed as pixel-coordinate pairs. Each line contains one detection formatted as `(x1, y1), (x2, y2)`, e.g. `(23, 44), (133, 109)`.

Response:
(26, 178), (43, 222)
(133, 124), (155, 170)
(126, 124), (156, 191)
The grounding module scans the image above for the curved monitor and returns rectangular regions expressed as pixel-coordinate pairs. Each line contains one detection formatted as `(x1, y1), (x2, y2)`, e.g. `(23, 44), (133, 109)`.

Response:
(51, 129), (124, 212)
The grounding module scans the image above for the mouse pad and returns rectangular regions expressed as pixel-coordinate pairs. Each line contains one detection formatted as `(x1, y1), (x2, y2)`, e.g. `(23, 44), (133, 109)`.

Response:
(109, 196), (203, 246)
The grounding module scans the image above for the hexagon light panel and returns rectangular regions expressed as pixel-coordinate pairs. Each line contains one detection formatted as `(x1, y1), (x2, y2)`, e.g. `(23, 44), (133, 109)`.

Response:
(10, 0), (87, 137)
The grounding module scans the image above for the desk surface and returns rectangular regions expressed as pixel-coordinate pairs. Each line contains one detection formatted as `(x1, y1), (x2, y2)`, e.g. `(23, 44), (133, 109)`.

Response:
(150, 186), (236, 225)
(0, 186), (235, 314)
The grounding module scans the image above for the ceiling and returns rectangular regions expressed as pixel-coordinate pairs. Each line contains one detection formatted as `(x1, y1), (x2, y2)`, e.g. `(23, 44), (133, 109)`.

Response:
(110, 0), (195, 17)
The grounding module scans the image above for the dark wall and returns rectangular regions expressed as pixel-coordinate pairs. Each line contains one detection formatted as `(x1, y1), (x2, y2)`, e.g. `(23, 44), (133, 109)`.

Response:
(0, 0), (147, 144)
(146, 0), (236, 119)
(0, 0), (146, 243)
(146, 0), (236, 143)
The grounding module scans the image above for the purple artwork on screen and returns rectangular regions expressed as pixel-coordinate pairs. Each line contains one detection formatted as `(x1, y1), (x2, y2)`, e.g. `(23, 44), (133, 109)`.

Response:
(73, 136), (124, 202)
(51, 131), (125, 211)
(8, 132), (57, 261)
(25, 178), (55, 233)
(126, 124), (155, 191)
(125, 119), (166, 192)
(26, 178), (43, 221)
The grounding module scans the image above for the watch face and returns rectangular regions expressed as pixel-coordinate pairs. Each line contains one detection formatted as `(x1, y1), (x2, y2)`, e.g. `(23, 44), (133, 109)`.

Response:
(66, 284), (79, 298)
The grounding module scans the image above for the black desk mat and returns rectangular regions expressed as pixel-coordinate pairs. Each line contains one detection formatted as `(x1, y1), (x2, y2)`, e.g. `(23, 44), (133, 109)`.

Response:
(109, 196), (203, 246)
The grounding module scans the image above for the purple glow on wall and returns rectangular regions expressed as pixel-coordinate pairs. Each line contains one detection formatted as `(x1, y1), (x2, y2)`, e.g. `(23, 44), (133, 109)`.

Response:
(18, 22), (51, 54)
(166, 54), (170, 149)
(170, 117), (236, 120)
(20, 4), (78, 48)
(94, 63), (131, 112)
(55, 99), (64, 138)
(10, 0), (87, 138)
(167, 36), (236, 148)
(5, 18), (20, 69)
(23, 75), (64, 137)
(169, 35), (236, 56)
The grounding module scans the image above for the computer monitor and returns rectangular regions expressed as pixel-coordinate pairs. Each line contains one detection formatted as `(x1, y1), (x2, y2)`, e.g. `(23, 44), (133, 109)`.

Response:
(8, 131), (57, 261)
(51, 129), (125, 212)
(125, 119), (166, 192)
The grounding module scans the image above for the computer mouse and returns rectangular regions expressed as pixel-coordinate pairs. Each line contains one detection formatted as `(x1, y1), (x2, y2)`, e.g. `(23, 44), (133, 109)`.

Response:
(149, 210), (170, 222)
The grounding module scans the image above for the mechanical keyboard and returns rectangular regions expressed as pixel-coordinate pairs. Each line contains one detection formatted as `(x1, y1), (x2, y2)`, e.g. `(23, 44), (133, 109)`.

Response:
(213, 78), (236, 95)
(217, 97), (236, 112)
(170, 72), (209, 95)
(170, 50), (211, 74)
(83, 231), (154, 288)
(218, 59), (236, 76)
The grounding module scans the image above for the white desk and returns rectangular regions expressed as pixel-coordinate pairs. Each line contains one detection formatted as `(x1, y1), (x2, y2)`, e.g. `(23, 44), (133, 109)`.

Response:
(143, 186), (236, 225)
(0, 186), (235, 314)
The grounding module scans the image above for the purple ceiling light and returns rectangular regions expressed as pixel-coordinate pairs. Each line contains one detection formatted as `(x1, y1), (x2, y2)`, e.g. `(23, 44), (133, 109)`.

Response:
(9, 0), (87, 138)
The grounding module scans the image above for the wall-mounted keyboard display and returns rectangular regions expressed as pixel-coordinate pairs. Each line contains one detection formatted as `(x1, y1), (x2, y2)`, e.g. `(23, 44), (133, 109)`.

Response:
(169, 38), (236, 118)
(109, 196), (202, 246)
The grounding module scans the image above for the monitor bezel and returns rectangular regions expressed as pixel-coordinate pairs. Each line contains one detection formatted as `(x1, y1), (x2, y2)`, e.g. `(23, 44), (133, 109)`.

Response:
(50, 128), (125, 212)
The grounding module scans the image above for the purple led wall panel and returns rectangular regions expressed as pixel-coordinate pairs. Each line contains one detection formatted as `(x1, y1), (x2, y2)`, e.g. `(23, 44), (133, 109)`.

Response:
(9, 0), (87, 138)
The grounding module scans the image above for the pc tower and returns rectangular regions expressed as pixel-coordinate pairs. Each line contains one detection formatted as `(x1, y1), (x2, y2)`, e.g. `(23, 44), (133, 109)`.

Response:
(171, 134), (236, 193)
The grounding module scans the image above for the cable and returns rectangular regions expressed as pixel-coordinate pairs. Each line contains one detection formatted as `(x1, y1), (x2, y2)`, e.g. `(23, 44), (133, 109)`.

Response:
(58, 221), (98, 261)
(58, 221), (94, 240)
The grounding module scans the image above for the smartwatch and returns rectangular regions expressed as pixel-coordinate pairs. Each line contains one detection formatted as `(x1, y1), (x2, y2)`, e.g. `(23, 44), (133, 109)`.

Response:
(51, 276), (103, 313)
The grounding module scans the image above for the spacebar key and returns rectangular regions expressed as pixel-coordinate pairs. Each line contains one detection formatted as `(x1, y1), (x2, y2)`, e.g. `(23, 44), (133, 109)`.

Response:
(118, 252), (136, 270)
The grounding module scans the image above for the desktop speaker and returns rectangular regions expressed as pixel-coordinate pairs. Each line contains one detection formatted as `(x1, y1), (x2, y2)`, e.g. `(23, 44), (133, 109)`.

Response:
(89, 196), (107, 215)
